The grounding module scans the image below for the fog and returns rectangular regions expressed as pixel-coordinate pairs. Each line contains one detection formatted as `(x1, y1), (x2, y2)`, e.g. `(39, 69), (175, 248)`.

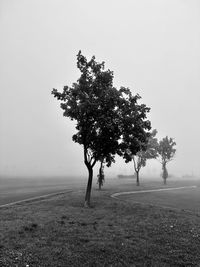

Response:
(0, 0), (200, 179)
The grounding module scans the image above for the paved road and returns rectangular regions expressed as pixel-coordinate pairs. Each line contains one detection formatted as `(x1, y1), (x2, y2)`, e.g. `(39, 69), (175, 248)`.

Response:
(0, 177), (85, 206)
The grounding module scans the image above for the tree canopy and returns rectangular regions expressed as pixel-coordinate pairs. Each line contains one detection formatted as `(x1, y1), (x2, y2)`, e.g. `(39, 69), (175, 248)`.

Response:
(118, 89), (151, 162)
(52, 51), (121, 168)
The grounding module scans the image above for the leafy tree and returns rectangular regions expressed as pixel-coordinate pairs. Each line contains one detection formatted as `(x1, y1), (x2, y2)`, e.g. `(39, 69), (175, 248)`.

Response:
(157, 136), (176, 184)
(131, 129), (158, 186)
(52, 51), (122, 206)
(52, 51), (151, 207)
(123, 129), (158, 186)
(119, 91), (151, 184)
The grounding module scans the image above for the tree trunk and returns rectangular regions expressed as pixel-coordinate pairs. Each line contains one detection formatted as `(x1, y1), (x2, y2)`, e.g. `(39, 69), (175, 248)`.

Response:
(84, 166), (93, 207)
(99, 183), (101, 190)
(136, 171), (140, 186)
(162, 162), (168, 185)
(98, 161), (104, 190)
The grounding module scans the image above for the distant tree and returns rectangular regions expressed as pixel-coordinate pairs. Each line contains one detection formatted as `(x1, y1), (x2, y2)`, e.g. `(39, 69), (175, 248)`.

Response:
(52, 51), (151, 207)
(132, 129), (158, 186)
(157, 136), (176, 184)
(124, 129), (158, 186)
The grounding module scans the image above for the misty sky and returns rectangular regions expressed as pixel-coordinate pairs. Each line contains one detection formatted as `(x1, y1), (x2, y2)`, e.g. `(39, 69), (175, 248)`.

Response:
(0, 0), (200, 178)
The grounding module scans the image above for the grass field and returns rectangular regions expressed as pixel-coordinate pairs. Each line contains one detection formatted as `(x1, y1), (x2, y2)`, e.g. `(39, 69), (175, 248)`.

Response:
(0, 176), (85, 206)
(117, 185), (200, 212)
(1, 177), (200, 266)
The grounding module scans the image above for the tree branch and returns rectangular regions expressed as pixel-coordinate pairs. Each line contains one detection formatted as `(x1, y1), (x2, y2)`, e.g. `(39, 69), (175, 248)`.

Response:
(91, 158), (97, 168)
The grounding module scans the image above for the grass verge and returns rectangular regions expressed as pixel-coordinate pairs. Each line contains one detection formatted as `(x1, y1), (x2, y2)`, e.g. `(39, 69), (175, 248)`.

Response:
(1, 182), (200, 266)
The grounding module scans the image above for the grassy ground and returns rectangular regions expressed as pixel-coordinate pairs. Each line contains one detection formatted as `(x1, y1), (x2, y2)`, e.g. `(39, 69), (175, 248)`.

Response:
(1, 180), (200, 266)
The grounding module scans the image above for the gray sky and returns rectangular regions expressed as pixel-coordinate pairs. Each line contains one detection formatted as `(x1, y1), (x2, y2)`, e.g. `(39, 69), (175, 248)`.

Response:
(0, 0), (200, 178)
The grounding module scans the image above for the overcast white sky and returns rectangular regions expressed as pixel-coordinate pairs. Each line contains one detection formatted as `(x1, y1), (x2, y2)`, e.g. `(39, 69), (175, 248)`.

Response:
(0, 0), (200, 179)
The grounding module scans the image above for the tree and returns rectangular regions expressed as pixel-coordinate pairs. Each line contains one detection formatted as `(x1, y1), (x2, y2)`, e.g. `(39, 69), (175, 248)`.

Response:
(157, 136), (176, 184)
(97, 159), (105, 190)
(52, 51), (122, 206)
(52, 51), (151, 207)
(118, 90), (152, 184)
(132, 129), (158, 186)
